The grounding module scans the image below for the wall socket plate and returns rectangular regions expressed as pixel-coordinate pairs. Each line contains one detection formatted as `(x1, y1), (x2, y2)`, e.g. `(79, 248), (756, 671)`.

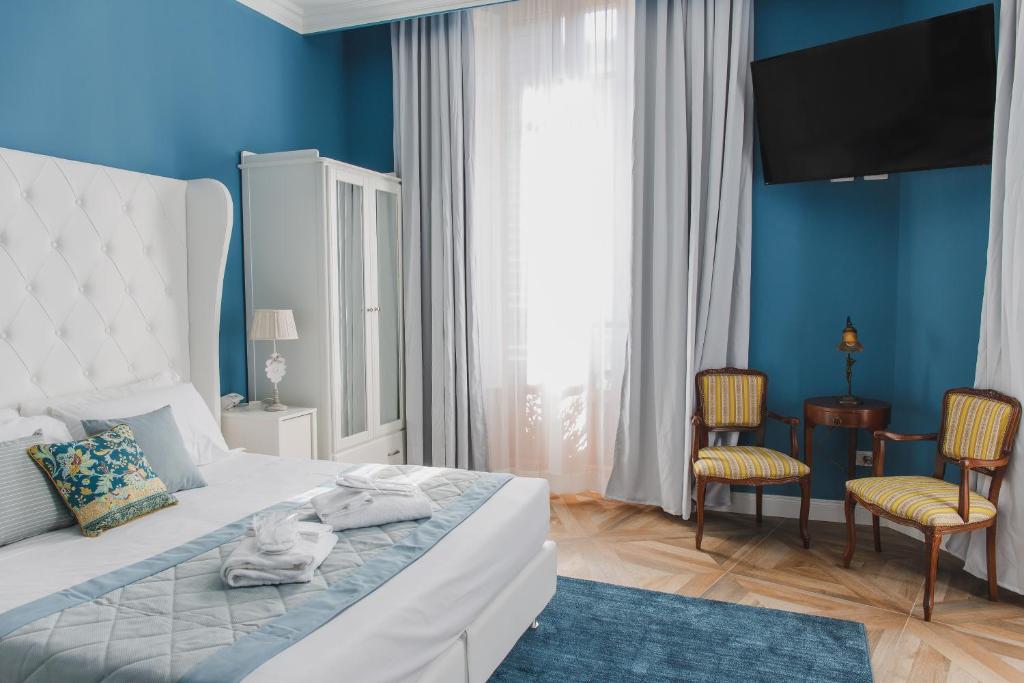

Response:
(855, 450), (873, 468)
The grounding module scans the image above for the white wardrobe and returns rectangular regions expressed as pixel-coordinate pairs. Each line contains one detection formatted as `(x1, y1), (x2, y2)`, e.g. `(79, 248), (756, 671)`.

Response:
(240, 150), (404, 464)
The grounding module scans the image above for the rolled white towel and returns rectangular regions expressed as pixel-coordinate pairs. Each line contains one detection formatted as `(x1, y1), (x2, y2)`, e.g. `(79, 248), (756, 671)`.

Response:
(222, 522), (337, 588)
(312, 486), (433, 531)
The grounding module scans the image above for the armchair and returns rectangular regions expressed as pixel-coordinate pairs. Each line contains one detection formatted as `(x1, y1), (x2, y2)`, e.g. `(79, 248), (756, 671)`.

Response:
(842, 388), (1021, 621)
(691, 368), (811, 551)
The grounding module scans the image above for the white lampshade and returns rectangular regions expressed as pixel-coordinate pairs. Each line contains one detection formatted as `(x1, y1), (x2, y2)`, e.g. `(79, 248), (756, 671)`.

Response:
(249, 309), (298, 341)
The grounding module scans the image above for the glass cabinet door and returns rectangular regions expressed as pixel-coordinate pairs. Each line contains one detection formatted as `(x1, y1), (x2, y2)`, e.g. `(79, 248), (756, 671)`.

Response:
(336, 180), (368, 438)
(375, 189), (403, 427)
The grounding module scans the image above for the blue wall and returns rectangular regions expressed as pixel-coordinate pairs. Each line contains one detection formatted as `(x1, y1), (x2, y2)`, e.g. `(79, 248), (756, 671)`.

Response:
(341, 25), (395, 173)
(0, 0), (349, 397)
(752, 0), (994, 498)
(888, 166), (990, 475)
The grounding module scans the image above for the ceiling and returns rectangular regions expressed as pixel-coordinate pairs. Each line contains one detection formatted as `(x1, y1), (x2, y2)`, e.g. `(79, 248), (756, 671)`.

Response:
(236, 0), (498, 34)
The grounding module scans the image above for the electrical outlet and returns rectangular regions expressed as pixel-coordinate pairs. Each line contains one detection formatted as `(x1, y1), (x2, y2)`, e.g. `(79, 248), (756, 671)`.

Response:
(855, 450), (873, 468)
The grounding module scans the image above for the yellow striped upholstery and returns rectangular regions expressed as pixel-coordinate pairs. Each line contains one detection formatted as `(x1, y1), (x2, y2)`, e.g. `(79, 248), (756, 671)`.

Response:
(699, 373), (765, 428)
(694, 446), (808, 480)
(941, 393), (1013, 461)
(847, 476), (996, 527)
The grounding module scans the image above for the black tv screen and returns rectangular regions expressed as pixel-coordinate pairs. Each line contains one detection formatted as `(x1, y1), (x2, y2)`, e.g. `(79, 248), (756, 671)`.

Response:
(751, 4), (996, 184)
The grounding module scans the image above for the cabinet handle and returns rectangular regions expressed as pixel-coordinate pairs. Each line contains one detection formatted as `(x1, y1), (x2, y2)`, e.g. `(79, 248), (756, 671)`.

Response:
(387, 449), (401, 457)
(831, 416), (843, 426)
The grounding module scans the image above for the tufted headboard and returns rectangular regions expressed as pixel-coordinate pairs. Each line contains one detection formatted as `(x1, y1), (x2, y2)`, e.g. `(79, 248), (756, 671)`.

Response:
(0, 146), (232, 422)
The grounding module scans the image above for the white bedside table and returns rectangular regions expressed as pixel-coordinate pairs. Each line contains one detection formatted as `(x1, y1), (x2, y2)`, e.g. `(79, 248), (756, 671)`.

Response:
(221, 404), (318, 459)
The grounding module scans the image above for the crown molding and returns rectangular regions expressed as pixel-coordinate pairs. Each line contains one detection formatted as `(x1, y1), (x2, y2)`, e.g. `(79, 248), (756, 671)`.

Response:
(303, 1), (497, 33)
(236, 0), (501, 34)
(236, 0), (305, 33)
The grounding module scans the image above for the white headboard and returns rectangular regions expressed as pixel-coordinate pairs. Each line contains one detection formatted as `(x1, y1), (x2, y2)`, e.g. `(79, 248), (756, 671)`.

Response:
(0, 146), (232, 421)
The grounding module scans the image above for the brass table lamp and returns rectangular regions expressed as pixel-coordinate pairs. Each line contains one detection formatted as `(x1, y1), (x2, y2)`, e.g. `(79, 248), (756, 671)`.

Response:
(837, 316), (863, 405)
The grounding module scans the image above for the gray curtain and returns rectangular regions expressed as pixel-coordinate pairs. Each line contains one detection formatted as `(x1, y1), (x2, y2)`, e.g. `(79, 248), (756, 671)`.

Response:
(605, 0), (753, 517)
(392, 13), (488, 470)
(946, 0), (1024, 593)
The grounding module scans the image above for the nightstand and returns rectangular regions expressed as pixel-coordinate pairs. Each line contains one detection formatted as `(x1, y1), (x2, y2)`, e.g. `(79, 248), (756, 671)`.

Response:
(221, 404), (318, 459)
(804, 396), (891, 479)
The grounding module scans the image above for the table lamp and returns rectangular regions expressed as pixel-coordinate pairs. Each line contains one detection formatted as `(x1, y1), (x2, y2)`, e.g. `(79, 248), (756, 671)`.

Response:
(249, 309), (298, 412)
(836, 316), (863, 405)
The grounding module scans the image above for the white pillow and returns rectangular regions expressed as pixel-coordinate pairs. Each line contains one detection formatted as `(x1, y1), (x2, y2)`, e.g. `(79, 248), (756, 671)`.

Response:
(0, 415), (73, 443)
(18, 371), (177, 417)
(50, 382), (230, 465)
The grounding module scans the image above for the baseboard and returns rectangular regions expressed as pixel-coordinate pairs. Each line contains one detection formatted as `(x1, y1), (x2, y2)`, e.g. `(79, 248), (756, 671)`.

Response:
(722, 491), (926, 542)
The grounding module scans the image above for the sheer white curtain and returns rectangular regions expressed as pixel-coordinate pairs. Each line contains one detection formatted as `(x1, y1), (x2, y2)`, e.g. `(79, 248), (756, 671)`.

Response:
(471, 0), (633, 493)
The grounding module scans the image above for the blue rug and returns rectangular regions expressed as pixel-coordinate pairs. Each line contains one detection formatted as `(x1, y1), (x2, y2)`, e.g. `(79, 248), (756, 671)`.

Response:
(491, 577), (873, 682)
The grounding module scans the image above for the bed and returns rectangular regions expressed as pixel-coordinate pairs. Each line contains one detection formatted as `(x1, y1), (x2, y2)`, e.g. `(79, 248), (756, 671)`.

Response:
(0, 146), (555, 682)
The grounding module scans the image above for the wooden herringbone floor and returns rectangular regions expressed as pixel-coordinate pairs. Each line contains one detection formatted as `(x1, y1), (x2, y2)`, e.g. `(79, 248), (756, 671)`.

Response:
(549, 492), (1024, 682)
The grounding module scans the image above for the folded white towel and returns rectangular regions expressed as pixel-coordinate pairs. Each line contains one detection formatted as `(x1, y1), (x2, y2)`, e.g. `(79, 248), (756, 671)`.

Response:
(311, 486), (373, 517)
(312, 485), (433, 531)
(336, 473), (416, 496)
(222, 522), (337, 588)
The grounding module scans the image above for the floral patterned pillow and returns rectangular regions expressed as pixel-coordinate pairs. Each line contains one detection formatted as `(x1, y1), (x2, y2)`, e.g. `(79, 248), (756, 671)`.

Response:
(27, 424), (177, 537)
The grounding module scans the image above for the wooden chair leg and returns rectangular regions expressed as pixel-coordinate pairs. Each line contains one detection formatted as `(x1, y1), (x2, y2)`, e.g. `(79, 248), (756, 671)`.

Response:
(842, 491), (856, 567)
(799, 477), (811, 549)
(872, 515), (882, 553)
(987, 522), (999, 602)
(695, 477), (707, 551)
(755, 486), (763, 524)
(923, 530), (941, 622)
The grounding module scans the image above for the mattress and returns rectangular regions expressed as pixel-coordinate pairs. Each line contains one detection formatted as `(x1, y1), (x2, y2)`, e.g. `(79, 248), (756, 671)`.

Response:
(0, 453), (551, 682)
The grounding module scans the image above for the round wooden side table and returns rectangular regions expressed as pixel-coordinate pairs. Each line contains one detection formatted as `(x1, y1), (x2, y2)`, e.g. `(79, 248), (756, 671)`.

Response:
(803, 396), (891, 479)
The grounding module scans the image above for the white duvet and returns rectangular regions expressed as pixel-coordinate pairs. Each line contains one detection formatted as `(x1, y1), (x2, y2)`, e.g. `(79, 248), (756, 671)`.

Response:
(0, 453), (550, 682)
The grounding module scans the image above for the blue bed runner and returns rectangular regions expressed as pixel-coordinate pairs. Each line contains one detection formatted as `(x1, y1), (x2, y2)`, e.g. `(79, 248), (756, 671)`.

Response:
(0, 466), (512, 683)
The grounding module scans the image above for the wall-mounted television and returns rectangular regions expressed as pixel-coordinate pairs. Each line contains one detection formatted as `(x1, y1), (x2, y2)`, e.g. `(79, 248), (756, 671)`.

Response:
(751, 4), (996, 185)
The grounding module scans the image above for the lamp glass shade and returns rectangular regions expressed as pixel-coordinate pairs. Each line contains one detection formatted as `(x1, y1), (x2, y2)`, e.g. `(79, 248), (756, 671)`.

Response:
(250, 309), (298, 341)
(836, 316), (863, 353)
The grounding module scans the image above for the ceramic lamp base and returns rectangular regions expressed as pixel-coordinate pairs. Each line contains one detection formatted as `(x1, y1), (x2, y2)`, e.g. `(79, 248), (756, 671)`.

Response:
(263, 374), (287, 412)
(263, 351), (288, 412)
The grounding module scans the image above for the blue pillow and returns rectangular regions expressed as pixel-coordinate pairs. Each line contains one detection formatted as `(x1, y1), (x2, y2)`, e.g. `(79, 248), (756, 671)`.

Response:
(82, 405), (207, 494)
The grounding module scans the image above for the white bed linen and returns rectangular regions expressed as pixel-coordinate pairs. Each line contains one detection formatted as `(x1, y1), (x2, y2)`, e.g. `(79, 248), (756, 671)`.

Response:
(0, 454), (550, 682)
